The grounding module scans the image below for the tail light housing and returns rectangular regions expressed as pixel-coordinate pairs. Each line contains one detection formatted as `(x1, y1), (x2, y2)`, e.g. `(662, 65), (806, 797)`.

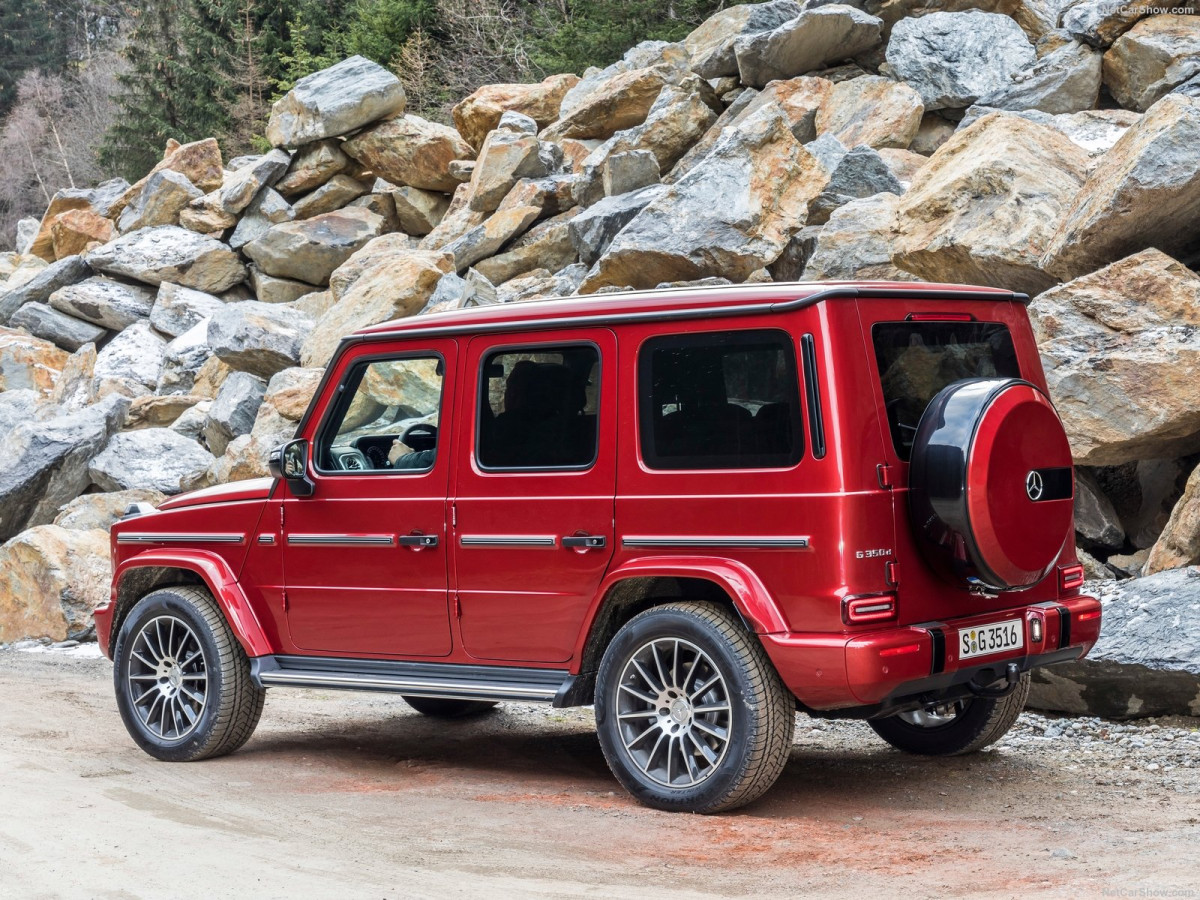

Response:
(1058, 563), (1085, 593)
(843, 594), (897, 624)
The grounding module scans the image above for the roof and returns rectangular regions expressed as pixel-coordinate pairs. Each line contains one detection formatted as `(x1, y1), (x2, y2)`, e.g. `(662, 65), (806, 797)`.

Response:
(351, 280), (1025, 343)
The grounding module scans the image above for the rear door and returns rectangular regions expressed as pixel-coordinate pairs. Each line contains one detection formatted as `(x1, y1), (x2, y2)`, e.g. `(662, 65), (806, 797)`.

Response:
(451, 329), (617, 662)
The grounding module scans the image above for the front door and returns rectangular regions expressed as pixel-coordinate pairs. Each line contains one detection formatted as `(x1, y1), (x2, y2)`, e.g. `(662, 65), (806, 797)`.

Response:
(452, 330), (617, 662)
(282, 343), (456, 657)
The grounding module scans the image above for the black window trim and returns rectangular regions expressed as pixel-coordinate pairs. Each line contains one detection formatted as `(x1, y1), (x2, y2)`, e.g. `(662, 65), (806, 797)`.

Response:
(473, 338), (603, 475)
(312, 348), (447, 477)
(800, 333), (826, 460)
(636, 327), (806, 472)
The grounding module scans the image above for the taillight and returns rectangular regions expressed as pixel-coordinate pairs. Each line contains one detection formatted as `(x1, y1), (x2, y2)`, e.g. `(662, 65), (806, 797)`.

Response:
(905, 312), (975, 322)
(1059, 564), (1085, 592)
(843, 594), (897, 624)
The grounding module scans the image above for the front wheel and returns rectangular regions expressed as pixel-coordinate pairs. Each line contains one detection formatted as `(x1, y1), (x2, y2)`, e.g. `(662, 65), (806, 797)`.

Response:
(869, 672), (1031, 756)
(595, 601), (795, 814)
(113, 586), (264, 762)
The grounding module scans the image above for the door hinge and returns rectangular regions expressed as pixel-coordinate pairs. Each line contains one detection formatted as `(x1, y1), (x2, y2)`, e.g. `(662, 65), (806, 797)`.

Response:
(282, 589), (289, 612)
(280, 504), (285, 528)
(451, 503), (457, 528)
(454, 594), (462, 619)
(876, 462), (893, 490)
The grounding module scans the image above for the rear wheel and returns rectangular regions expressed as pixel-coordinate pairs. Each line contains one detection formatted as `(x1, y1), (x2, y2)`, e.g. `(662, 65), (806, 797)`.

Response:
(595, 601), (795, 814)
(401, 696), (498, 718)
(869, 672), (1030, 756)
(113, 586), (264, 762)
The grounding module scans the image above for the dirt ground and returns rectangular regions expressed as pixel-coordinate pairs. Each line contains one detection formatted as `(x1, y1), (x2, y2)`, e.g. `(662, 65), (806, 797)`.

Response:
(2, 646), (1198, 900)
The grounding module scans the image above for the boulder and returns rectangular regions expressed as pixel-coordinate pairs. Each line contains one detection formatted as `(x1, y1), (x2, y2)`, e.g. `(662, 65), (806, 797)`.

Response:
(110, 138), (224, 221)
(228, 187), (295, 251)
(807, 141), (902, 225)
(88, 428), (215, 494)
(86, 226), (246, 293)
(1027, 567), (1200, 719)
(0, 255), (91, 325)
(49, 209), (115, 260)
(734, 5), (883, 88)
(123, 394), (205, 430)
(208, 300), (312, 379)
(0, 395), (128, 541)
(276, 139), (351, 197)
(202, 370), (267, 456)
(342, 114), (473, 193)
(474, 210), (580, 285)
(293, 175), (369, 219)
(262, 366), (324, 421)
(157, 321), (215, 396)
(267, 55), (407, 149)
(49, 342), (97, 411)
(885, 11), (1037, 110)
(249, 268), (316, 305)
(442, 181), (551, 272)
(0, 526), (111, 642)
(178, 199), (238, 234)
(149, 282), (224, 338)
(804, 192), (922, 281)
(1173, 71), (1200, 98)
(891, 112), (1089, 294)
(976, 39), (1103, 114)
(453, 73), (581, 150)
(815, 75), (925, 149)
(48, 277), (155, 331)
(170, 401), (212, 440)
(877, 147), (927, 187)
(1146, 464), (1200, 574)
(910, 111), (956, 155)
(117, 169), (203, 232)
(1043, 94), (1200, 281)
(15, 217), (38, 254)
(1103, 14), (1200, 112)
(569, 184), (666, 267)
(603, 150), (661, 197)
(1060, 0), (1149, 48)
(346, 190), (399, 233)
(52, 488), (166, 531)
(327, 233), (418, 302)
(300, 250), (451, 368)
(8, 303), (105, 352)
(242, 208), (385, 285)
(24, 179), (129, 261)
(541, 66), (677, 142)
(389, 186), (451, 236)
(1075, 467), (1126, 552)
(685, 0), (803, 78)
(959, 106), (1142, 159)
(1032, 249), (1200, 465)
(91, 320), (167, 399)
(208, 149), (291, 216)
(465, 130), (549, 213)
(579, 106), (828, 291)
(0, 327), (69, 397)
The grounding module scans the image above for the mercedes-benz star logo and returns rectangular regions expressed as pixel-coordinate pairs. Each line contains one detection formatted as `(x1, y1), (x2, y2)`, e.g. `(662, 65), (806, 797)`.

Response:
(1025, 470), (1044, 501)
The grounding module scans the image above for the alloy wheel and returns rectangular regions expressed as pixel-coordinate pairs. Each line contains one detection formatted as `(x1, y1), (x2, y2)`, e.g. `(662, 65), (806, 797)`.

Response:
(125, 615), (208, 741)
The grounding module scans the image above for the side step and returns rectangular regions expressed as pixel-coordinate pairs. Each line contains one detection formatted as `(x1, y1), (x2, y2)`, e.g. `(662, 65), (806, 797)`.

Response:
(251, 655), (573, 704)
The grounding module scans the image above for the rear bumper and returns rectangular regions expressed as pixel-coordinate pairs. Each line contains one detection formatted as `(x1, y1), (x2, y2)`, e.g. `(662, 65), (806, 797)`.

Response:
(762, 594), (1101, 714)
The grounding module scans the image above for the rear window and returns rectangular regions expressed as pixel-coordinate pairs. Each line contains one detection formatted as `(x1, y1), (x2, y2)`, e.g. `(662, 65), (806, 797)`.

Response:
(873, 321), (1020, 460)
(638, 329), (804, 470)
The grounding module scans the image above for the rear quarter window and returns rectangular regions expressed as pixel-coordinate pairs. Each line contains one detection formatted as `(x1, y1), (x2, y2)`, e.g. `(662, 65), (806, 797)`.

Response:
(872, 321), (1020, 460)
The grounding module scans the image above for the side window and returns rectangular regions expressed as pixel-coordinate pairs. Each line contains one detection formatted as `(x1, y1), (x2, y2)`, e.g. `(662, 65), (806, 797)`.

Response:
(477, 344), (600, 470)
(638, 329), (804, 470)
(316, 354), (443, 473)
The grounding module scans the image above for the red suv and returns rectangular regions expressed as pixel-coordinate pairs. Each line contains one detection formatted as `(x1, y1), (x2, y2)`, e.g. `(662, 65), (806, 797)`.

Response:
(96, 281), (1101, 813)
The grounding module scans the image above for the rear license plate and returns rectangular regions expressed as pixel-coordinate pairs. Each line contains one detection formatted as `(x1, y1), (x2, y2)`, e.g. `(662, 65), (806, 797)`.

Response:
(958, 620), (1023, 660)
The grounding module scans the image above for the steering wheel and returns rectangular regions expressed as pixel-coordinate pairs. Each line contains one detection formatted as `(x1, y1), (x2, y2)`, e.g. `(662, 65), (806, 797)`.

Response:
(401, 423), (438, 453)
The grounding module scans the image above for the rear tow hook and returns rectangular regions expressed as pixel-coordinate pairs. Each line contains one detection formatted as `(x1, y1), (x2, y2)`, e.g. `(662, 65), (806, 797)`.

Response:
(966, 662), (1022, 699)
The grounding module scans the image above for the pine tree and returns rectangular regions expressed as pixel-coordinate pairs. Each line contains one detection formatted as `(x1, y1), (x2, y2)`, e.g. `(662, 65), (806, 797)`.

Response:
(0, 0), (69, 118)
(177, 0), (238, 143)
(226, 0), (269, 153)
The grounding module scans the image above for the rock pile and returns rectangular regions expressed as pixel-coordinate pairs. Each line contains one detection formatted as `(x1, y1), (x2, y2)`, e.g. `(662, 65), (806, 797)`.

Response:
(2, 4), (1200, 657)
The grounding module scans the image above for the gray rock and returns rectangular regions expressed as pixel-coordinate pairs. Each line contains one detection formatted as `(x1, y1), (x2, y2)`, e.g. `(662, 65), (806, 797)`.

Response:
(170, 401), (212, 440)
(276, 140), (352, 197)
(803, 192), (916, 281)
(602, 150), (661, 197)
(1172, 72), (1200, 99)
(212, 149), (291, 215)
(117, 169), (203, 232)
(92, 321), (167, 399)
(0, 256), (91, 325)
(242, 208), (385, 286)
(202, 371), (267, 456)
(886, 11), (1037, 110)
(207, 301), (312, 379)
(976, 40), (1102, 115)
(685, 0), (803, 79)
(88, 428), (215, 495)
(808, 142), (902, 225)
(249, 268), (317, 305)
(229, 187), (295, 251)
(157, 320), (213, 396)
(266, 55), (407, 149)
(569, 184), (667, 266)
(149, 282), (224, 338)
(734, 5), (882, 88)
(15, 217), (39, 255)
(1076, 468), (1126, 552)
(959, 106), (1141, 158)
(421, 271), (476, 314)
(49, 178), (130, 219)
(1028, 568), (1200, 719)
(767, 224), (822, 281)
(47, 277), (155, 331)
(389, 186), (451, 236)
(293, 174), (369, 220)
(0, 394), (129, 541)
(8, 302), (106, 352)
(86, 226), (246, 293)
(498, 110), (539, 134)
(1060, 0), (1146, 48)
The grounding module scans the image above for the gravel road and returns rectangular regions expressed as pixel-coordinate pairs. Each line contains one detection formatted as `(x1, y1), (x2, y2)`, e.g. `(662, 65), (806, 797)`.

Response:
(2, 644), (1198, 899)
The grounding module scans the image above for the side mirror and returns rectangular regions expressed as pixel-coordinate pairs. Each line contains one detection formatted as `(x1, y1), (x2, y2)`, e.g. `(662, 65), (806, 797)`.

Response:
(268, 439), (315, 497)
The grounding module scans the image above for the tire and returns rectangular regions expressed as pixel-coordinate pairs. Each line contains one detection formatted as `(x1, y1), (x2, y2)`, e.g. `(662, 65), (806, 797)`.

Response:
(869, 672), (1031, 756)
(401, 696), (498, 718)
(113, 586), (265, 762)
(594, 601), (795, 814)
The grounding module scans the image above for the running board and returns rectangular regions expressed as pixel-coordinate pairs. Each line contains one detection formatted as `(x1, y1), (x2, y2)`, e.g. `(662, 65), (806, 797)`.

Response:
(251, 655), (573, 704)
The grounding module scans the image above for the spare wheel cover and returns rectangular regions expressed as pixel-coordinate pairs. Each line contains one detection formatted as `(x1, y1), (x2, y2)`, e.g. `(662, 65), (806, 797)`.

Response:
(909, 378), (1074, 591)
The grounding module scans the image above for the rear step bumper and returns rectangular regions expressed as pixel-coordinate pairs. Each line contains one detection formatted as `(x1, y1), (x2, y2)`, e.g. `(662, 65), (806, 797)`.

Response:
(252, 655), (573, 704)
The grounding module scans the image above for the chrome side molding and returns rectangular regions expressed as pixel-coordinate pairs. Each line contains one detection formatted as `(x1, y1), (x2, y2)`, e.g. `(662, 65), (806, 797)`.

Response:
(286, 534), (396, 547)
(459, 535), (558, 548)
(621, 536), (812, 550)
(116, 533), (246, 545)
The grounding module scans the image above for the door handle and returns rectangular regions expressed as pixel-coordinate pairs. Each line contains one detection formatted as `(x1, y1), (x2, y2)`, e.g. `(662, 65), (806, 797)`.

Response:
(398, 533), (438, 548)
(562, 535), (606, 550)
